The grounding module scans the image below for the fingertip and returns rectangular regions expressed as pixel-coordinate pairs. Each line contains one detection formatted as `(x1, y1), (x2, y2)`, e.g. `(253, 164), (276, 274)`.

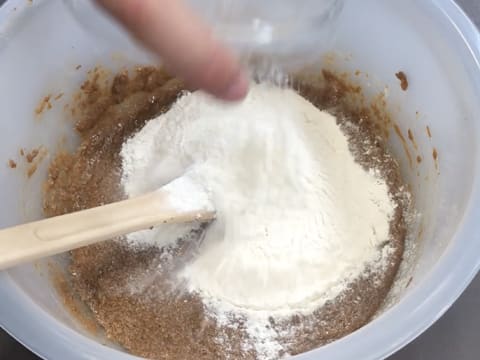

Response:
(219, 72), (250, 101)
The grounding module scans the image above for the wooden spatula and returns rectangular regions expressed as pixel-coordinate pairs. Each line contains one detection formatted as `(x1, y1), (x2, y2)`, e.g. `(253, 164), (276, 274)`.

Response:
(0, 177), (215, 270)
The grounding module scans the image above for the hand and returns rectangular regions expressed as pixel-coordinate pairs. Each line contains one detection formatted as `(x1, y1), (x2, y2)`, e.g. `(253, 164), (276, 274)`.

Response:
(96, 0), (248, 101)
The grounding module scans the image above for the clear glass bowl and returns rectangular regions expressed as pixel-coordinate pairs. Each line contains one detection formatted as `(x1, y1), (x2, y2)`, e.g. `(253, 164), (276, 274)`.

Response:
(65, 0), (344, 68)
(187, 0), (344, 59)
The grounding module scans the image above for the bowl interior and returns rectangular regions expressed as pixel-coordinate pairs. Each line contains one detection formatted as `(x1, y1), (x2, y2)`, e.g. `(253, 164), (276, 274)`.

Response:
(0, 0), (479, 359)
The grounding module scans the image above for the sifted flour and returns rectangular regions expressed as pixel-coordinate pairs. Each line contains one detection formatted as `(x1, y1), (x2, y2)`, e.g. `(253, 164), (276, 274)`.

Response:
(120, 83), (396, 356)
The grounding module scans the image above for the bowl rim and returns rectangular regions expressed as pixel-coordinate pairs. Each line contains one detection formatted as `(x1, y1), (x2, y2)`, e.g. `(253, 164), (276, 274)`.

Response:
(1, 0), (480, 359)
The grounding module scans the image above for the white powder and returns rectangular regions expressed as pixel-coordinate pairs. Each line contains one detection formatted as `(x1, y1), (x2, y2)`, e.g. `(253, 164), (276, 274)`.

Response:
(120, 83), (395, 357)
(161, 175), (215, 213)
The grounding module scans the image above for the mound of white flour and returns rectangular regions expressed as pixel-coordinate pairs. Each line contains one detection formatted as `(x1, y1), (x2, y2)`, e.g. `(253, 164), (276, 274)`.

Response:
(120, 83), (395, 316)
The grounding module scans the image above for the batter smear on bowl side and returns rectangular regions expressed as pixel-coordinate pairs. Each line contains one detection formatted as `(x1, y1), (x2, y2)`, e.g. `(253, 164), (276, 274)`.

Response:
(43, 67), (412, 360)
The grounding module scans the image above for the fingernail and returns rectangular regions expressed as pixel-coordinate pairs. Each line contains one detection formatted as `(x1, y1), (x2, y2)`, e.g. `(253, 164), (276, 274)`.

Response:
(222, 72), (249, 101)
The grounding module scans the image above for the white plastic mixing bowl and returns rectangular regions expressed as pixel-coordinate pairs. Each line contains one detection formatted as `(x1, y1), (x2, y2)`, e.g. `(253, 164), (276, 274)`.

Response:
(1, 0), (480, 359)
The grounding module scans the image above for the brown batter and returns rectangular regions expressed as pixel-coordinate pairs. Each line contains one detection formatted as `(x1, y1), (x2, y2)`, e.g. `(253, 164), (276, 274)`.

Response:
(43, 67), (411, 359)
(395, 71), (409, 91)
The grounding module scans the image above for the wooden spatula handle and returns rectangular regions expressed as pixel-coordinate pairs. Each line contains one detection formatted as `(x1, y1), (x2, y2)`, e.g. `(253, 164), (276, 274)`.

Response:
(0, 190), (214, 270)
